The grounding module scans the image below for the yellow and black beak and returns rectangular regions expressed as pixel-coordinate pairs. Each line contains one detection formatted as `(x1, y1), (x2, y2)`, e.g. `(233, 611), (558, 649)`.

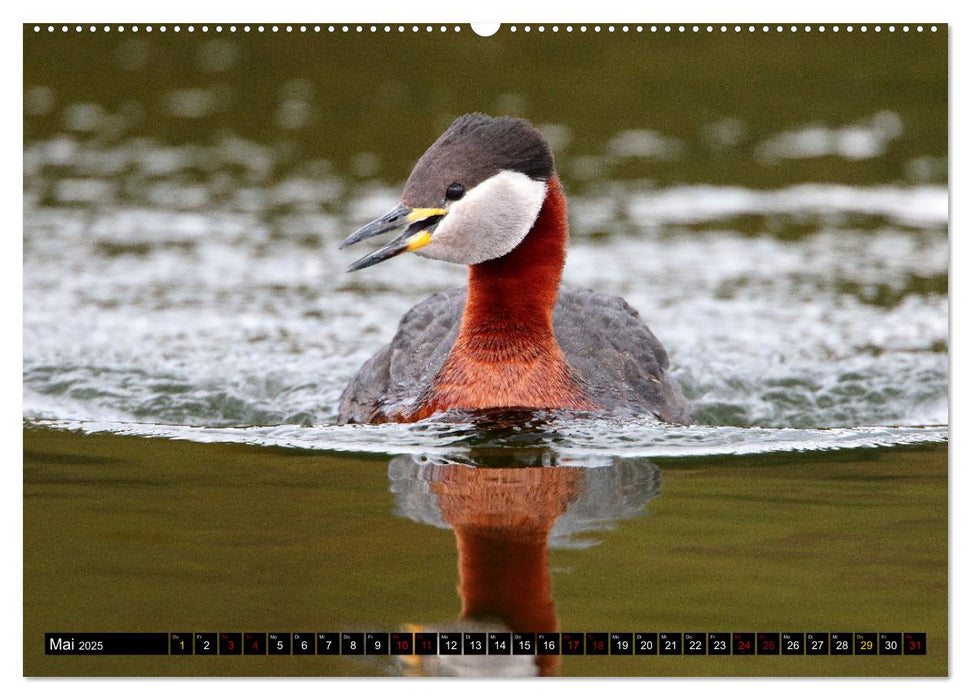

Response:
(340, 202), (447, 272)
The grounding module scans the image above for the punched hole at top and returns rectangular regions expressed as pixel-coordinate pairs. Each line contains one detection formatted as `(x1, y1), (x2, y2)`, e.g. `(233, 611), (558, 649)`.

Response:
(471, 23), (500, 37)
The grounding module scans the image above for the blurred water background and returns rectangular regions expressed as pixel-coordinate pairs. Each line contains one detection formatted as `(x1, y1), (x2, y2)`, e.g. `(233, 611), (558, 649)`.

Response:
(23, 26), (947, 456)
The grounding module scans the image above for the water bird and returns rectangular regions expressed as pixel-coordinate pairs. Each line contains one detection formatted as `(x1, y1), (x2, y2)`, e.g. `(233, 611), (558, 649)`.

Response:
(338, 113), (690, 425)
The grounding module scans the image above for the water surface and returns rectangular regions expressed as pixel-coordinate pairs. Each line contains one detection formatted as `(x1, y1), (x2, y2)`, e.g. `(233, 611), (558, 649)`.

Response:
(23, 428), (947, 676)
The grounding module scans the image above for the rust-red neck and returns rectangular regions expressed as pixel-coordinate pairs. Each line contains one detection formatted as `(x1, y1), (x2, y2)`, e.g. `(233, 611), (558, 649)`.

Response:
(460, 174), (568, 341)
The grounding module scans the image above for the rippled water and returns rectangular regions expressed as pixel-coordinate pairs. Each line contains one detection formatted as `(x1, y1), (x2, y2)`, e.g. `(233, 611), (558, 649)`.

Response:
(23, 159), (948, 456)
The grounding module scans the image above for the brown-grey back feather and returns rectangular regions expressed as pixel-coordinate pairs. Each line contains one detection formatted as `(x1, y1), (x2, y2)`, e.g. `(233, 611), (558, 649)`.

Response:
(337, 286), (691, 424)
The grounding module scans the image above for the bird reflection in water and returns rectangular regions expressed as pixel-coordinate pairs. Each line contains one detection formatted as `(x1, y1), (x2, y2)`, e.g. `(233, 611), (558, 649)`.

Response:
(386, 452), (661, 676)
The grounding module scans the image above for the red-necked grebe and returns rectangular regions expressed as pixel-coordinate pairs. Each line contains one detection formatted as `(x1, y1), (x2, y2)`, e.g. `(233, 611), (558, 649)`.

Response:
(338, 113), (690, 425)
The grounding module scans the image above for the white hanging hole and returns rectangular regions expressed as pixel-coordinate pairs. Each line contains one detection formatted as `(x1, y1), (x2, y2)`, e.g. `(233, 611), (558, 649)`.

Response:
(471, 23), (500, 37)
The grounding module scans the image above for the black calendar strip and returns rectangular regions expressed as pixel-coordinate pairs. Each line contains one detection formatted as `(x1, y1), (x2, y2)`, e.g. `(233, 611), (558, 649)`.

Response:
(45, 631), (927, 656)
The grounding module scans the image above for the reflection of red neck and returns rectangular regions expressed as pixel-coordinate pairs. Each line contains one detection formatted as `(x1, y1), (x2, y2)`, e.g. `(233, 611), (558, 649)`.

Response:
(414, 176), (596, 418)
(432, 465), (583, 677)
(454, 524), (559, 676)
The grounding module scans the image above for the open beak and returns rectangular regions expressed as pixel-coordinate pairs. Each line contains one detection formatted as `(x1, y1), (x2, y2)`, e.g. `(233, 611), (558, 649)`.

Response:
(341, 203), (447, 272)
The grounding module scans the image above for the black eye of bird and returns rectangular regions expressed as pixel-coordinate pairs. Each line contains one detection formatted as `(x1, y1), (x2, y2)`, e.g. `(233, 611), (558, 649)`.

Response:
(445, 182), (465, 201)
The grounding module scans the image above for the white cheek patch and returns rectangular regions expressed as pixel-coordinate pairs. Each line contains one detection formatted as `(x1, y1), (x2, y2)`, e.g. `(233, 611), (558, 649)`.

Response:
(415, 170), (547, 265)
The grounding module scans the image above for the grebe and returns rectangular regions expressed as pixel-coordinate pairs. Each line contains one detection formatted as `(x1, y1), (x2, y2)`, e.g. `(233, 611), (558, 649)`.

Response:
(338, 113), (690, 425)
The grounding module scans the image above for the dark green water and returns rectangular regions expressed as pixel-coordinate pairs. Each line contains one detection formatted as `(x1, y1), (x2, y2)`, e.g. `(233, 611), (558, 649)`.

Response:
(24, 426), (946, 676)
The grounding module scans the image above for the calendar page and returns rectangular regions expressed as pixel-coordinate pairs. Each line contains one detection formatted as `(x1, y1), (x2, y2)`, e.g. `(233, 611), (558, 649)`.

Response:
(23, 19), (948, 680)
